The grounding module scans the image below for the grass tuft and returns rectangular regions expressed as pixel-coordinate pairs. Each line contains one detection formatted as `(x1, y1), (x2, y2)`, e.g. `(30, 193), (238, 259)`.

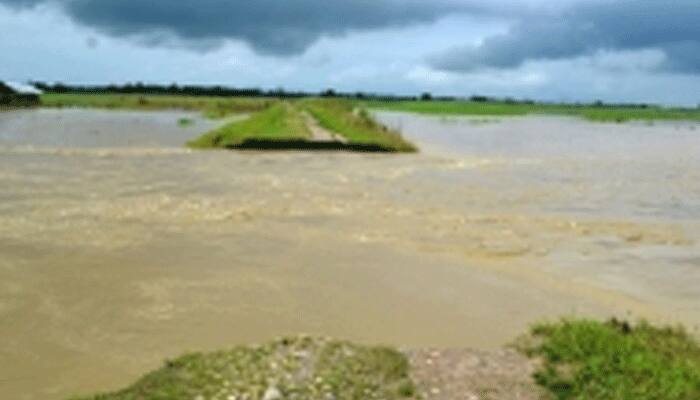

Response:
(177, 118), (194, 127)
(517, 318), (700, 400)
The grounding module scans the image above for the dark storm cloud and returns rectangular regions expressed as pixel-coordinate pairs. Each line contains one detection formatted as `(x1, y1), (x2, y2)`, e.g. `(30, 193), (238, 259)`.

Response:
(431, 0), (700, 73)
(0, 0), (480, 55)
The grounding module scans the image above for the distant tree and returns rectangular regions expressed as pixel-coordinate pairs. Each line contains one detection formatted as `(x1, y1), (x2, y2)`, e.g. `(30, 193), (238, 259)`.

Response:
(420, 92), (433, 101)
(321, 88), (336, 97)
(470, 95), (489, 103)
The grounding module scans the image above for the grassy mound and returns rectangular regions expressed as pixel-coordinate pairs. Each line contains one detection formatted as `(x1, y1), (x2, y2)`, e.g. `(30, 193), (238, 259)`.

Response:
(303, 99), (416, 152)
(41, 94), (271, 119)
(187, 103), (310, 148)
(71, 337), (417, 400)
(517, 318), (700, 400)
(366, 100), (700, 123)
(189, 99), (417, 152)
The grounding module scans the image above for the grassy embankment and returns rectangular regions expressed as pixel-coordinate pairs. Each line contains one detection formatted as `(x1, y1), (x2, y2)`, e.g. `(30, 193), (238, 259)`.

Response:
(73, 319), (700, 400)
(302, 99), (417, 152)
(187, 102), (310, 148)
(41, 93), (271, 118)
(188, 99), (416, 152)
(366, 100), (700, 123)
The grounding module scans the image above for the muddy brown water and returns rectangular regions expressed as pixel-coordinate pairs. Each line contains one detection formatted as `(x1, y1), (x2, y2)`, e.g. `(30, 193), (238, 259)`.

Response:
(1, 109), (699, 399)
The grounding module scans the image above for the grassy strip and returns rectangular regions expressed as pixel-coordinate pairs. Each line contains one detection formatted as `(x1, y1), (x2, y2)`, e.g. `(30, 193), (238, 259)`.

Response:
(303, 99), (417, 152)
(366, 100), (700, 123)
(187, 102), (310, 148)
(41, 94), (272, 119)
(69, 336), (417, 400)
(517, 318), (700, 400)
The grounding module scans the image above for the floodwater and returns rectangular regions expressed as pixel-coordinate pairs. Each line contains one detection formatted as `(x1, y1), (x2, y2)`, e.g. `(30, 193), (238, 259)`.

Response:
(1, 109), (699, 399)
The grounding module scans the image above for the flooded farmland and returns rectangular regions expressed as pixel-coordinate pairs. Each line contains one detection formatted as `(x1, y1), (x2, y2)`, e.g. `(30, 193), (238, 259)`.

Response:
(1, 109), (699, 399)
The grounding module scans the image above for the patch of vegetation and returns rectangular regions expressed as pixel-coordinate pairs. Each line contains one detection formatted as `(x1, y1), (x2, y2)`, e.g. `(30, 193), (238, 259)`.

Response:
(177, 118), (194, 127)
(365, 100), (700, 123)
(41, 94), (272, 119)
(303, 99), (417, 152)
(517, 318), (700, 400)
(366, 100), (533, 117)
(187, 102), (310, 149)
(69, 336), (417, 400)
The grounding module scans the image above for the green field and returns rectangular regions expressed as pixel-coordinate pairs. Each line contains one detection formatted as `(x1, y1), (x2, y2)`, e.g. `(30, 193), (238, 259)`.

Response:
(35, 94), (700, 123)
(41, 93), (272, 118)
(365, 100), (700, 122)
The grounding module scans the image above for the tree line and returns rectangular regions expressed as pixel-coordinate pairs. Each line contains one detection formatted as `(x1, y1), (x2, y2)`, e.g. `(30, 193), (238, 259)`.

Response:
(30, 82), (465, 102)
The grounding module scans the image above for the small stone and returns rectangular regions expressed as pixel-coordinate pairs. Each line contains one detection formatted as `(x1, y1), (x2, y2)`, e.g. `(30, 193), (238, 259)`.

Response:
(263, 386), (282, 400)
(430, 387), (441, 395)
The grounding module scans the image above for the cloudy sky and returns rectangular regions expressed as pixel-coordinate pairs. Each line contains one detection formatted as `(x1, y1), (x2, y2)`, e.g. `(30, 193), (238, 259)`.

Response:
(1, 0), (699, 105)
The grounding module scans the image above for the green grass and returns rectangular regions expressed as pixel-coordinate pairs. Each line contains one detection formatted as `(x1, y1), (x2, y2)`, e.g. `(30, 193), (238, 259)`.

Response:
(69, 336), (417, 400)
(41, 94), (272, 119)
(303, 99), (417, 152)
(517, 318), (700, 400)
(187, 102), (310, 148)
(177, 118), (194, 127)
(366, 100), (700, 123)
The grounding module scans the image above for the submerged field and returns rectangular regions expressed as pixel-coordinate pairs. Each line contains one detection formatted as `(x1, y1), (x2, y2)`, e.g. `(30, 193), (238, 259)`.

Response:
(42, 93), (271, 118)
(40, 93), (700, 125)
(41, 94), (417, 152)
(366, 99), (700, 122)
